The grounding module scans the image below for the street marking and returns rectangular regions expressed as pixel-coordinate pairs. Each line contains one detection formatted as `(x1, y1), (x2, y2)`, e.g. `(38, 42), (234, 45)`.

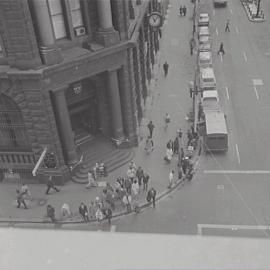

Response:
(204, 170), (270, 174)
(225, 86), (230, 100)
(197, 224), (270, 235)
(252, 78), (264, 86)
(253, 86), (259, 100)
(243, 51), (248, 62)
(230, 9), (233, 14)
(110, 225), (116, 232)
(235, 26), (239, 35)
(235, 144), (241, 164)
(220, 53), (223, 62)
(216, 28), (219, 36)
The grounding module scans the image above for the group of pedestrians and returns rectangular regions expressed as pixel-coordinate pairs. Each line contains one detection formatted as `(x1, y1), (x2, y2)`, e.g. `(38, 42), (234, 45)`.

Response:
(179, 5), (187, 16)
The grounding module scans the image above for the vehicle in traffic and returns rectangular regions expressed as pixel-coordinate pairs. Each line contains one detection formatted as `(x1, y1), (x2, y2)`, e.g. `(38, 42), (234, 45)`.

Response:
(213, 0), (227, 7)
(199, 42), (211, 52)
(198, 13), (210, 27)
(203, 111), (228, 152)
(201, 90), (221, 113)
(198, 26), (210, 38)
(198, 51), (212, 68)
(199, 67), (216, 91)
(199, 35), (211, 45)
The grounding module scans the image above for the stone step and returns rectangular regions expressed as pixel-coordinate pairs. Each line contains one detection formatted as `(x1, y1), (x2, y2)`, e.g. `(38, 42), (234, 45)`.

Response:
(71, 149), (134, 184)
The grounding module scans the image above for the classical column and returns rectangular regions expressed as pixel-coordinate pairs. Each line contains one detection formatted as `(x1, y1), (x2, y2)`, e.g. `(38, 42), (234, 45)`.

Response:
(52, 87), (78, 165)
(107, 70), (125, 140)
(30, 0), (62, 65)
(96, 0), (119, 46)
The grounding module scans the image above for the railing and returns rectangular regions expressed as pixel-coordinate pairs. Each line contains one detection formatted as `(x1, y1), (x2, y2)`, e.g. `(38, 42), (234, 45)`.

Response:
(0, 151), (35, 168)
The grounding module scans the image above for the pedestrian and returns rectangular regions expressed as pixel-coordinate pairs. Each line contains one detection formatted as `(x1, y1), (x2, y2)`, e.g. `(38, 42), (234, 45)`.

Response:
(136, 166), (144, 191)
(147, 187), (157, 208)
(179, 5), (183, 16)
(89, 201), (96, 220)
(45, 176), (60, 195)
(173, 136), (179, 155)
(168, 170), (175, 188)
(166, 139), (173, 150)
(147, 120), (155, 138)
(95, 206), (104, 224)
(127, 165), (136, 181)
(143, 172), (150, 191)
(187, 129), (192, 145)
(164, 147), (173, 163)
(20, 183), (32, 201)
(132, 179), (140, 200)
(61, 203), (71, 218)
(225, 19), (230, 32)
(16, 189), (28, 209)
(165, 112), (171, 127)
(129, 161), (137, 171)
(189, 38), (194, 55)
(177, 128), (183, 139)
(158, 28), (162, 38)
(47, 204), (56, 223)
(79, 202), (89, 222)
(183, 5), (187, 16)
(145, 136), (154, 153)
(93, 162), (100, 180)
(86, 171), (98, 189)
(180, 147), (185, 163)
(124, 177), (132, 194)
(182, 157), (189, 175)
(122, 192), (132, 212)
(163, 61), (169, 77)
(218, 42), (225, 55)
(103, 206), (112, 224)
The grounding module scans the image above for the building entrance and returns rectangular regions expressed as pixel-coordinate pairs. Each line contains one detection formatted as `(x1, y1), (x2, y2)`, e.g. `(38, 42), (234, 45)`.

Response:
(69, 96), (99, 144)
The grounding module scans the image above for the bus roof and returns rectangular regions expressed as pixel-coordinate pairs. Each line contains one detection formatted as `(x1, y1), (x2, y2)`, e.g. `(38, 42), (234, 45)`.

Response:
(205, 111), (228, 134)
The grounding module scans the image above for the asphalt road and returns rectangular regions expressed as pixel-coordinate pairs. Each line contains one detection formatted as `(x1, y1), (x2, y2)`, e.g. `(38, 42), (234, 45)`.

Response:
(101, 0), (270, 237)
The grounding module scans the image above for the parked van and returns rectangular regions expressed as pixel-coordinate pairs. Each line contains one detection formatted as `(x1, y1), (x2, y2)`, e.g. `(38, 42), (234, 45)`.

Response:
(198, 51), (212, 68)
(203, 111), (228, 152)
(199, 67), (216, 91)
(202, 90), (221, 113)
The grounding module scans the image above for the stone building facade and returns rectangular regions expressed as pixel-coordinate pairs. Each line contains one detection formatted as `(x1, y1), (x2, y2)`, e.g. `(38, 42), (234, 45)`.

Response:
(0, 0), (167, 184)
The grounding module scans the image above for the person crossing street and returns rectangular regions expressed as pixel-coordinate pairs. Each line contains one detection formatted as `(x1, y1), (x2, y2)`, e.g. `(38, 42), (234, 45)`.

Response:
(163, 61), (169, 77)
(46, 176), (60, 195)
(225, 19), (230, 32)
(218, 42), (225, 55)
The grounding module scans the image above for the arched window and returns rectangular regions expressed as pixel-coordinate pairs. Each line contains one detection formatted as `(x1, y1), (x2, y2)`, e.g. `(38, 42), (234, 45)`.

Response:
(0, 94), (30, 151)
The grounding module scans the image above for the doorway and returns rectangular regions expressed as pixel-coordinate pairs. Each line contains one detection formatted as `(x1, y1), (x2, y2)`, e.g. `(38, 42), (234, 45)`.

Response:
(69, 96), (99, 144)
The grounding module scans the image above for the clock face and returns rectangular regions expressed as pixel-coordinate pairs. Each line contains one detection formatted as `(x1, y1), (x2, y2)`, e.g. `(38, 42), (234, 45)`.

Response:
(149, 13), (162, 27)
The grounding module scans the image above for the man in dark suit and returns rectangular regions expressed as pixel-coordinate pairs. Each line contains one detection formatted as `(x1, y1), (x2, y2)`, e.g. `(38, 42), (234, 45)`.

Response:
(46, 176), (60, 195)
(79, 202), (89, 222)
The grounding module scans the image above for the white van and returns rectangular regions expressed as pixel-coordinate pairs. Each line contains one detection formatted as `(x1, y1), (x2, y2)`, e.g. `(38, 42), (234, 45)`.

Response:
(198, 51), (212, 67)
(202, 90), (221, 112)
(199, 67), (216, 91)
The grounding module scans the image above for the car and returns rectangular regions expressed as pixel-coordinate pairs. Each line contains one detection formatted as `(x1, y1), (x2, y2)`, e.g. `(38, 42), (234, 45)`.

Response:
(202, 90), (221, 113)
(198, 26), (210, 38)
(199, 67), (216, 92)
(198, 13), (210, 27)
(199, 42), (211, 52)
(213, 0), (227, 7)
(198, 51), (212, 68)
(199, 35), (211, 45)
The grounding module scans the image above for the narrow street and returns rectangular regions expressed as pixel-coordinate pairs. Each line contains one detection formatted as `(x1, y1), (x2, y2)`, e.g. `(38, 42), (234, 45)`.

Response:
(104, 0), (270, 236)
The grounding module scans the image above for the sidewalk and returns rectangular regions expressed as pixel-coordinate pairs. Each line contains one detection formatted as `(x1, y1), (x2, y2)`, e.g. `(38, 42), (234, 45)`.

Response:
(240, 0), (266, 22)
(0, 0), (199, 226)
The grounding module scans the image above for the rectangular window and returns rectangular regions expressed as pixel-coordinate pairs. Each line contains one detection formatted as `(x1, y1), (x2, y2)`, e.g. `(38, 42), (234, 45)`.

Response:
(48, 0), (67, 39)
(68, 0), (83, 28)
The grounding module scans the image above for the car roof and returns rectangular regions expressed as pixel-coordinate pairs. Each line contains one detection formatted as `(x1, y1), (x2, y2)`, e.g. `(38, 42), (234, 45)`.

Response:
(200, 13), (209, 18)
(199, 51), (212, 60)
(201, 67), (215, 78)
(203, 90), (219, 99)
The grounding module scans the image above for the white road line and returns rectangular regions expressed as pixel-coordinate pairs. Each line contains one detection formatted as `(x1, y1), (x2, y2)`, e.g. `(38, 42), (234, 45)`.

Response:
(110, 225), (116, 232)
(220, 53), (223, 62)
(204, 170), (270, 174)
(243, 51), (248, 62)
(197, 224), (270, 235)
(235, 144), (241, 164)
(225, 86), (230, 100)
(235, 26), (239, 35)
(216, 28), (219, 36)
(230, 9), (233, 14)
(253, 86), (259, 100)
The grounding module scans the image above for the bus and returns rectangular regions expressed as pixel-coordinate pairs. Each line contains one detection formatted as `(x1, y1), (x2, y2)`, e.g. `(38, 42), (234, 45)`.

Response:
(203, 111), (228, 152)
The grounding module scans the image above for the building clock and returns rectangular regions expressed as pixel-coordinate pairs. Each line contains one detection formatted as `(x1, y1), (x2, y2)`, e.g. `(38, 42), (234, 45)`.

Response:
(148, 12), (163, 28)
